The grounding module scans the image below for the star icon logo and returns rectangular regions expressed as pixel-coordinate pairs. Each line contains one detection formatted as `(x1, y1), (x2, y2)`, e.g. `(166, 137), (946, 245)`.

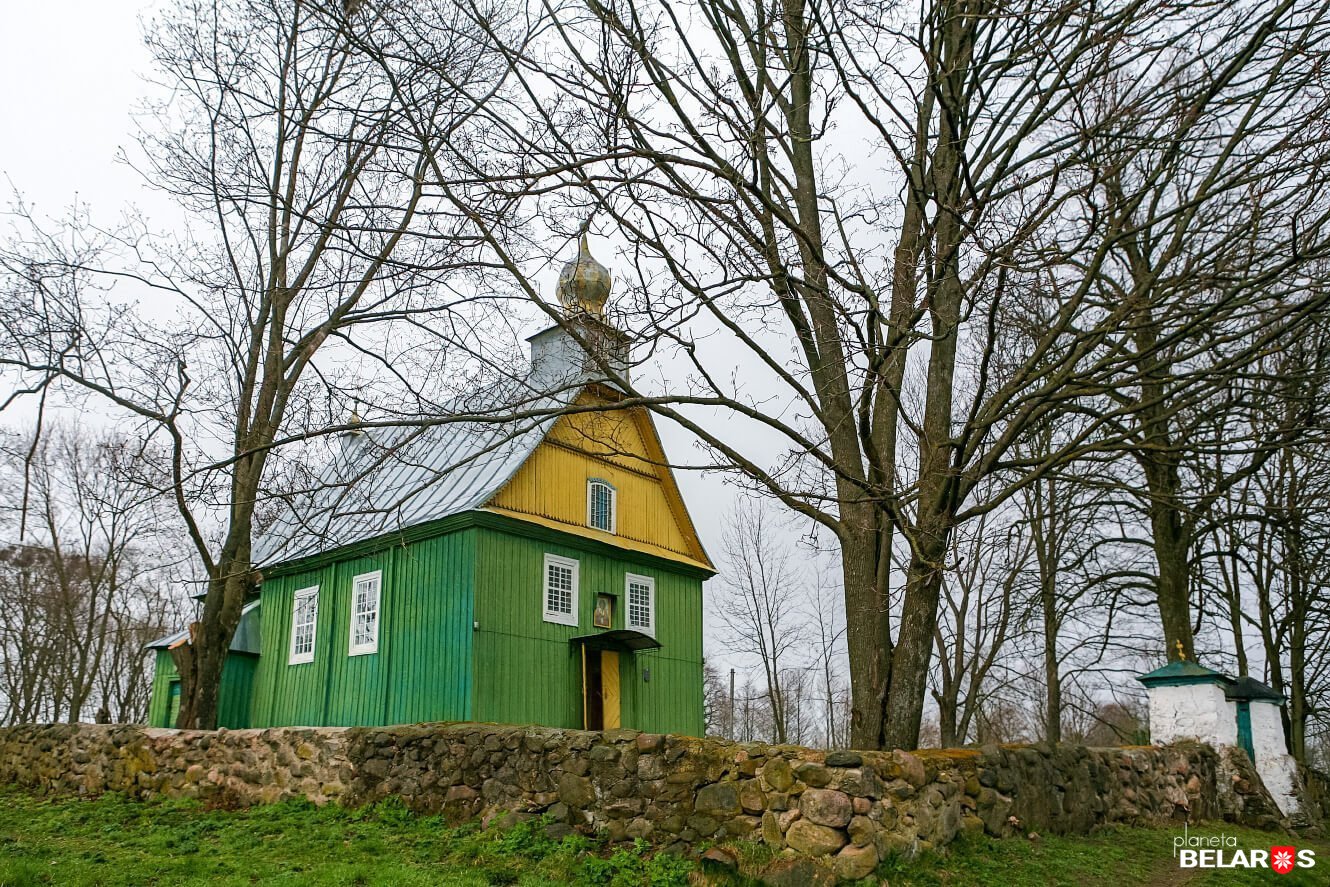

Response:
(1271, 846), (1296, 874)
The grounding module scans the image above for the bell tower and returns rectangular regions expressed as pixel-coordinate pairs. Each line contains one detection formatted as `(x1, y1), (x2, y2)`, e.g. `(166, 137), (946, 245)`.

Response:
(529, 234), (630, 388)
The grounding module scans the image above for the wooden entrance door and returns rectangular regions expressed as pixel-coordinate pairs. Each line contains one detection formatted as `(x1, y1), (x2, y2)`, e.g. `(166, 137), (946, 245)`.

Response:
(582, 649), (621, 730)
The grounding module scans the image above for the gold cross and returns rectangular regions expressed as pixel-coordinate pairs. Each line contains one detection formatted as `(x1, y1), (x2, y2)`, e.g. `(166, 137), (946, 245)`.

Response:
(1175, 639), (1187, 661)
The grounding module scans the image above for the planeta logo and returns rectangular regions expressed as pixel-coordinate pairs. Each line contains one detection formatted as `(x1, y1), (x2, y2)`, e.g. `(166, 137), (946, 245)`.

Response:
(1173, 827), (1316, 872)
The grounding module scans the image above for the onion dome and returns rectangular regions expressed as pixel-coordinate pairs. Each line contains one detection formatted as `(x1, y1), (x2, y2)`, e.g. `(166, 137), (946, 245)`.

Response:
(556, 234), (611, 317)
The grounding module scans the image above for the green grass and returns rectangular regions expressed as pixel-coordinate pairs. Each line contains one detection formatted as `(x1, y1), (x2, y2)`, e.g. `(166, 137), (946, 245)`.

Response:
(878, 823), (1330, 886)
(0, 787), (1325, 886)
(0, 788), (731, 887)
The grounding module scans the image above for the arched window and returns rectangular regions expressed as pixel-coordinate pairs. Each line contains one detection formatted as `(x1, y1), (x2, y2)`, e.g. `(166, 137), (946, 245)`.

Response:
(587, 479), (616, 533)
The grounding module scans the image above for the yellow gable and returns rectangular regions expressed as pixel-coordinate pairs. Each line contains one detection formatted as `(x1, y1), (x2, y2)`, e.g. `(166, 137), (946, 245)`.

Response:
(484, 390), (713, 571)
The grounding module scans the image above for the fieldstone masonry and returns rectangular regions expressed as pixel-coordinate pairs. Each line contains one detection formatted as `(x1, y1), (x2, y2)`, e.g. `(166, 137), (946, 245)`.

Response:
(0, 723), (1300, 883)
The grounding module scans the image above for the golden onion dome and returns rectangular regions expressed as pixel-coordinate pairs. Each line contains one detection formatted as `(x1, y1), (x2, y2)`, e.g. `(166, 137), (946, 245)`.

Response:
(556, 234), (611, 316)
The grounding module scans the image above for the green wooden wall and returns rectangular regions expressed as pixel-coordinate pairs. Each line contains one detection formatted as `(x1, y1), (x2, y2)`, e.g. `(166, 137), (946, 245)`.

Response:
(146, 512), (704, 734)
(248, 529), (476, 727)
(146, 649), (257, 729)
(147, 651), (174, 727)
(471, 526), (704, 735)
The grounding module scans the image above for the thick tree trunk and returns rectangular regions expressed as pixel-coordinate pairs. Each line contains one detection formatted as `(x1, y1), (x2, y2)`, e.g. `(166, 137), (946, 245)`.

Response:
(842, 508), (892, 750)
(1147, 490), (1195, 662)
(882, 542), (949, 750)
(878, 0), (972, 752)
(174, 538), (256, 729)
(776, 0), (894, 752)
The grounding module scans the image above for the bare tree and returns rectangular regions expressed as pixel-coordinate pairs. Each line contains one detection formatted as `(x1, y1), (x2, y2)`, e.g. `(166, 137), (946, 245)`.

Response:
(807, 568), (849, 749)
(715, 498), (807, 744)
(426, 0), (1330, 751)
(702, 661), (733, 738)
(931, 510), (1026, 747)
(0, 0), (516, 727)
(0, 424), (187, 724)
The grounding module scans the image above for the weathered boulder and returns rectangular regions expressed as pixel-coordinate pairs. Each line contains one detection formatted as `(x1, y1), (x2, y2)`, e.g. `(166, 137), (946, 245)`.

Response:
(785, 820), (847, 856)
(695, 782), (741, 817)
(762, 757), (794, 792)
(834, 842), (879, 881)
(800, 789), (853, 828)
(759, 857), (837, 887)
(557, 773), (595, 808)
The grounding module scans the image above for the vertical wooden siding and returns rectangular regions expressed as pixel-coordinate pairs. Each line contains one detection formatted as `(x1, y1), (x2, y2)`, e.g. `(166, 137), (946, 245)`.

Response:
(145, 650), (256, 729)
(488, 399), (709, 567)
(146, 651), (176, 727)
(491, 439), (693, 557)
(249, 529), (476, 727)
(472, 527), (704, 735)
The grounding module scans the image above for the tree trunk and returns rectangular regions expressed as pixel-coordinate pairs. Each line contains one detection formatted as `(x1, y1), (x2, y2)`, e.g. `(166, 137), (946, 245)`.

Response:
(882, 544), (949, 750)
(878, 0), (972, 752)
(1147, 486), (1195, 662)
(1041, 578), (1062, 744)
(174, 552), (254, 729)
(842, 508), (892, 749)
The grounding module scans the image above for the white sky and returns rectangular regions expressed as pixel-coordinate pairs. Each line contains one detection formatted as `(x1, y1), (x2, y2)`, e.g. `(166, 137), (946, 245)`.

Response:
(1, 3), (160, 219)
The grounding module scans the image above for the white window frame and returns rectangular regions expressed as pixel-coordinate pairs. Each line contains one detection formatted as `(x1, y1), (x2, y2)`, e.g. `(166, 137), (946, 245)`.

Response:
(348, 570), (382, 656)
(543, 553), (580, 626)
(587, 478), (617, 534)
(625, 573), (655, 637)
(288, 585), (319, 665)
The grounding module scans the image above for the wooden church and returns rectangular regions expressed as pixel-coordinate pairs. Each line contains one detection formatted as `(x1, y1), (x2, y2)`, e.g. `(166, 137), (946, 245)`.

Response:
(147, 239), (714, 735)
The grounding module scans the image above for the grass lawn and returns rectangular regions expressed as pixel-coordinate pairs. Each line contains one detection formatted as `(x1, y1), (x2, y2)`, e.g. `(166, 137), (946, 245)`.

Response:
(877, 824), (1330, 886)
(0, 787), (1325, 886)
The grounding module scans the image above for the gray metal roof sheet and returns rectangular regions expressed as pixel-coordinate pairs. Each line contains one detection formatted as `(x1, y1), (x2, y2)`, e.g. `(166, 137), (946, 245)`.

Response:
(146, 599), (261, 652)
(252, 381), (580, 568)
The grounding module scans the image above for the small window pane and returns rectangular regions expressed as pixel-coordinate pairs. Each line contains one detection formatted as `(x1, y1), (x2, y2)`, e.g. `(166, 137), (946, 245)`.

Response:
(350, 572), (380, 655)
(626, 574), (654, 636)
(547, 563), (574, 615)
(588, 480), (615, 533)
(289, 587), (318, 664)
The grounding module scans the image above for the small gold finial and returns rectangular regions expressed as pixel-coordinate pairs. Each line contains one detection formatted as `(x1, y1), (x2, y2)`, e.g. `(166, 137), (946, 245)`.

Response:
(1175, 639), (1187, 661)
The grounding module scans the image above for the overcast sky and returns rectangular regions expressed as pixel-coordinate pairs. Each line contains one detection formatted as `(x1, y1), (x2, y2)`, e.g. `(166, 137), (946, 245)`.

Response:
(1, 3), (160, 219)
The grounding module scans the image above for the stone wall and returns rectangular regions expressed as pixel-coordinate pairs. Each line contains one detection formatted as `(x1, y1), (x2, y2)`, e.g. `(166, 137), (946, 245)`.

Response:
(1297, 765), (1330, 833)
(0, 723), (1290, 883)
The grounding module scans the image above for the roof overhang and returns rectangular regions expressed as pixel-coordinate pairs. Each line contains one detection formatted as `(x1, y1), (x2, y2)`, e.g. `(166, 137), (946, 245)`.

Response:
(1137, 659), (1233, 689)
(1225, 675), (1286, 703)
(571, 629), (662, 652)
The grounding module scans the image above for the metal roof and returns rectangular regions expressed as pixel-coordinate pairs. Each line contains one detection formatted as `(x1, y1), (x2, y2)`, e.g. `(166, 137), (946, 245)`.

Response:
(1136, 659), (1231, 688)
(571, 629), (662, 652)
(1225, 675), (1286, 703)
(146, 599), (261, 653)
(253, 381), (581, 568)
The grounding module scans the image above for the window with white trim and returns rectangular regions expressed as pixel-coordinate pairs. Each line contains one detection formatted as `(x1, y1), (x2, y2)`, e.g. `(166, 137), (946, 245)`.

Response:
(543, 554), (579, 626)
(349, 570), (382, 655)
(626, 573), (655, 636)
(289, 585), (319, 664)
(587, 479), (616, 533)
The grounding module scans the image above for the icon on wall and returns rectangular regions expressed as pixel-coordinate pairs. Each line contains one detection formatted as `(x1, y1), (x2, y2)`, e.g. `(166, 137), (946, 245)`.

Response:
(594, 593), (614, 629)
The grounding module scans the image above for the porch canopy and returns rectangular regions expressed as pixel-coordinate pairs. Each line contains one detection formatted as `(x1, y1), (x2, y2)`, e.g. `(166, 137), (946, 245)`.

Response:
(570, 629), (661, 653)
